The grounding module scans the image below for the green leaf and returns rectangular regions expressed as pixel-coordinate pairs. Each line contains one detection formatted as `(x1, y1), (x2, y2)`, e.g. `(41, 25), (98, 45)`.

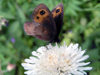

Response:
(0, 11), (15, 19)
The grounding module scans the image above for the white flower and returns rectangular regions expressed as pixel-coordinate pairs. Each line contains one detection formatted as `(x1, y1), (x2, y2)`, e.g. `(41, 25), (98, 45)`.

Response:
(7, 64), (16, 71)
(0, 16), (8, 30)
(22, 43), (92, 75)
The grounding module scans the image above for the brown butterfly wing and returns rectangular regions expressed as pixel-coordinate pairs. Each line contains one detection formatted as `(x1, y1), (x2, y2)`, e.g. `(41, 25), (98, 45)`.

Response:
(24, 4), (57, 42)
(52, 3), (64, 42)
(24, 22), (52, 41)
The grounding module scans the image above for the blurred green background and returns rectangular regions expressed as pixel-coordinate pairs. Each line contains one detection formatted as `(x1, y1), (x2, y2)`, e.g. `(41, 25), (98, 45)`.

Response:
(0, 0), (100, 75)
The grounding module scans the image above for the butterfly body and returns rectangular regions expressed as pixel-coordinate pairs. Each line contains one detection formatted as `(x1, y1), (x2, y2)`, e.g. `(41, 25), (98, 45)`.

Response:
(24, 3), (63, 42)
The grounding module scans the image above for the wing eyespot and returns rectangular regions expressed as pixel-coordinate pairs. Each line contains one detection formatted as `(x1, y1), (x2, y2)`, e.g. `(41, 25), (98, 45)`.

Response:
(40, 10), (45, 15)
(56, 9), (60, 13)
(36, 16), (39, 19)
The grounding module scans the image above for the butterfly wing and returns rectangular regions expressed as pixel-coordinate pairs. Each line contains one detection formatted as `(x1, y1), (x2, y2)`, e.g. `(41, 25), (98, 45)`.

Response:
(24, 22), (52, 41)
(52, 3), (64, 42)
(24, 4), (57, 42)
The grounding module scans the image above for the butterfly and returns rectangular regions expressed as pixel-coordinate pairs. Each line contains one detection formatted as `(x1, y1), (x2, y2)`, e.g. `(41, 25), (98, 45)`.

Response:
(24, 3), (63, 42)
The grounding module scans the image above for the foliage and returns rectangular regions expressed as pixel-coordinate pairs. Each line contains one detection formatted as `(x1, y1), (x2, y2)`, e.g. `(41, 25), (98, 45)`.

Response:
(0, 0), (100, 75)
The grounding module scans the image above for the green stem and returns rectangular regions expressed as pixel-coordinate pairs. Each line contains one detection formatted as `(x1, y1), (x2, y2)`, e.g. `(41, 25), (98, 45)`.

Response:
(0, 63), (3, 75)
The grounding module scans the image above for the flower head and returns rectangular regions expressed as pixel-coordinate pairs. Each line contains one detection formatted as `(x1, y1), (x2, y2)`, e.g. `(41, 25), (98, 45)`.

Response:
(22, 43), (92, 75)
(11, 37), (16, 43)
(0, 16), (8, 30)
(7, 64), (16, 71)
